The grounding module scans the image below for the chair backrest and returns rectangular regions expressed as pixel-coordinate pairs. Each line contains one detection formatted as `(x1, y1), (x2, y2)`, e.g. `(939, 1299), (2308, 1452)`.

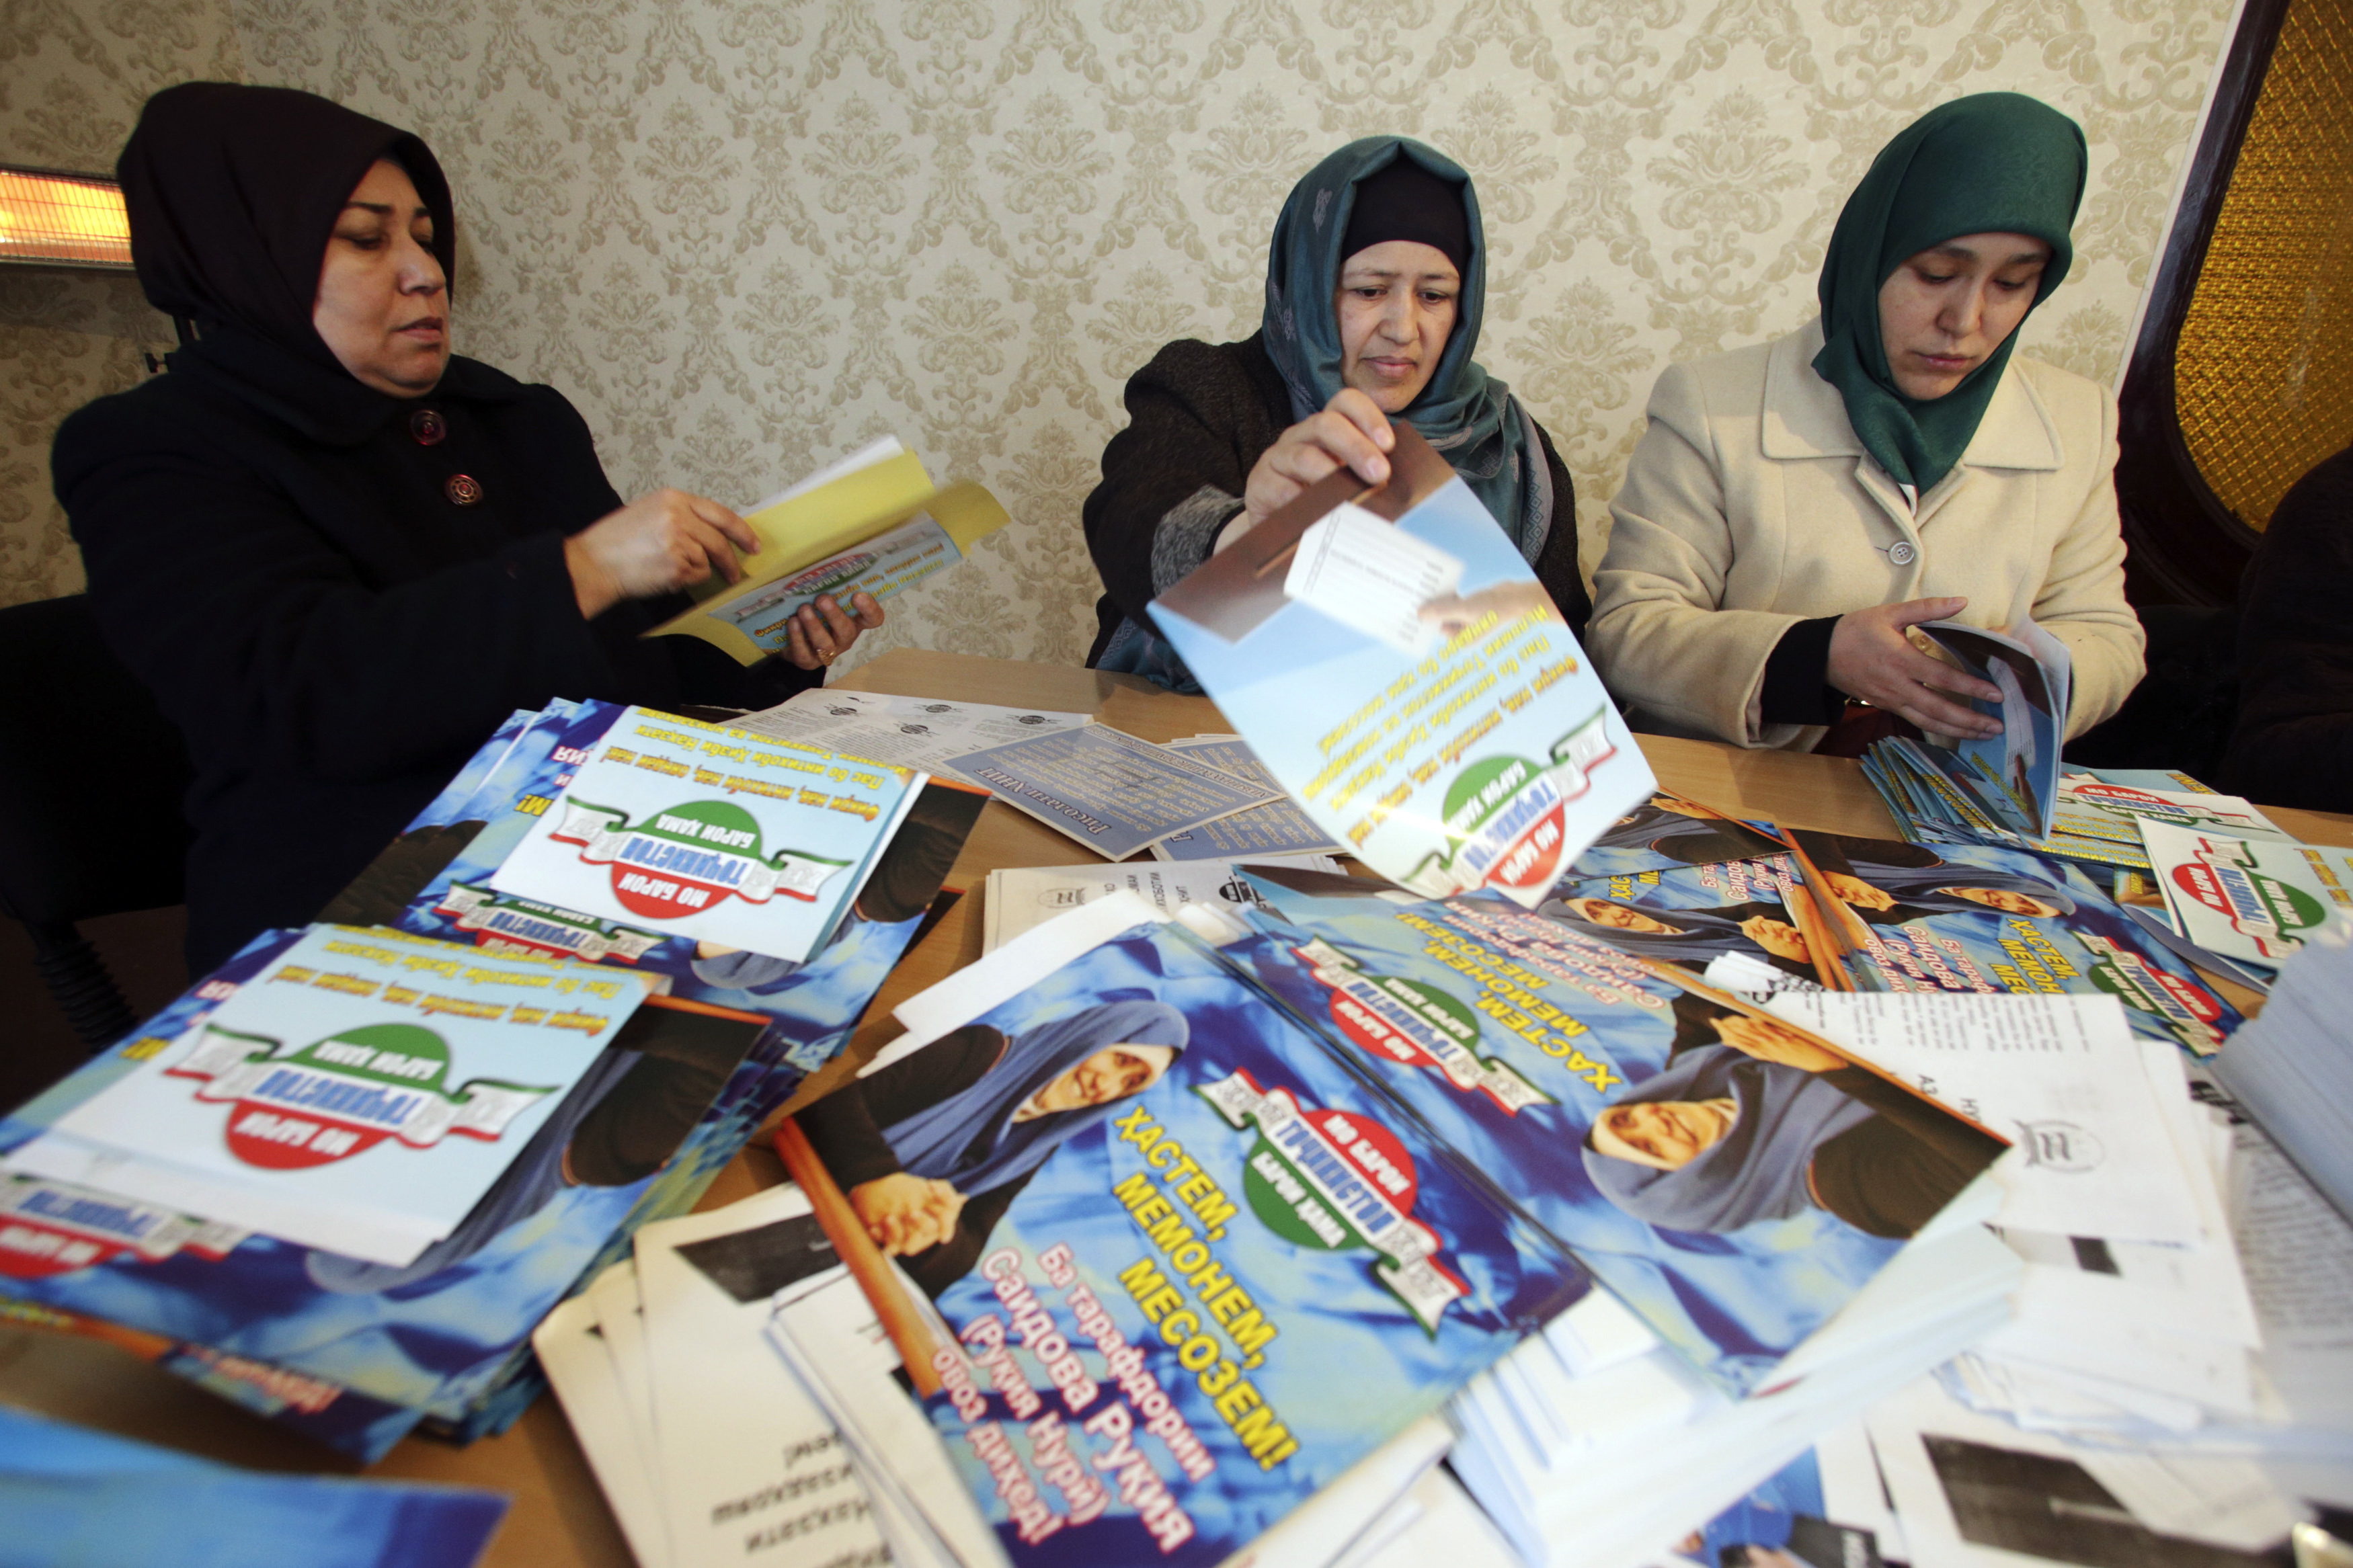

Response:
(0, 593), (195, 926)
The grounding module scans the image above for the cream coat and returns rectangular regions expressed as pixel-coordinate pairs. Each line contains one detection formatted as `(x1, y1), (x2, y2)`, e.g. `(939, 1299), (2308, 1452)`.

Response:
(1589, 317), (2143, 751)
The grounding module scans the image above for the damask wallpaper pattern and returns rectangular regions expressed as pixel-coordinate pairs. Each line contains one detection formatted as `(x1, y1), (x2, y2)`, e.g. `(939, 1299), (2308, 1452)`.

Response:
(0, 0), (2233, 677)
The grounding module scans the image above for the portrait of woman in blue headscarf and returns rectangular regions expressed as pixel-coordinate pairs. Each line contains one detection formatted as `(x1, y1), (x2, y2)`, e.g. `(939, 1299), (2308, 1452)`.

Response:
(1539, 893), (1820, 981)
(1808, 838), (2076, 926)
(1082, 136), (1590, 693)
(1582, 996), (1999, 1239)
(797, 1000), (1189, 1295)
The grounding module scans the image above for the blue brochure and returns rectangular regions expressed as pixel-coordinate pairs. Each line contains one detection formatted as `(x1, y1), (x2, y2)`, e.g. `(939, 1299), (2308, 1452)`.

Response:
(0, 1404), (507, 1567)
(1149, 423), (1653, 904)
(1228, 874), (2006, 1395)
(0, 704), (988, 1461)
(787, 902), (1589, 1567)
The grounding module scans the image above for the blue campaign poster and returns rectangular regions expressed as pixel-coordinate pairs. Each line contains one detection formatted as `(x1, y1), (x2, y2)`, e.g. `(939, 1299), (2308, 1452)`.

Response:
(1226, 878), (2005, 1396)
(832, 919), (1589, 1567)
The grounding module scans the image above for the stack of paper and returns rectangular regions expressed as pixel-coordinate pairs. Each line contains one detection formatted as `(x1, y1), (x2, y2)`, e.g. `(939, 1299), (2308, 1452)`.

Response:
(2214, 923), (2353, 1227)
(0, 700), (989, 1460)
(5, 924), (652, 1268)
(491, 704), (926, 965)
(534, 1185), (902, 1568)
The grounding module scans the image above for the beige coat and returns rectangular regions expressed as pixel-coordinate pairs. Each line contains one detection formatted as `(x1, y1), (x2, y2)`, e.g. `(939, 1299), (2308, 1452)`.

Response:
(1589, 318), (2143, 751)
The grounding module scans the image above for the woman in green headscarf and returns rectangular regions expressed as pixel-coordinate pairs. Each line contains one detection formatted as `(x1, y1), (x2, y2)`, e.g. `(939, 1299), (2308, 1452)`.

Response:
(1082, 136), (1589, 692)
(1589, 93), (2143, 752)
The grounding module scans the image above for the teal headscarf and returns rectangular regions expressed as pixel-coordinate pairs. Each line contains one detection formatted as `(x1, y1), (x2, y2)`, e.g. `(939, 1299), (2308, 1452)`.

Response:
(1263, 137), (1548, 561)
(1812, 93), (2088, 493)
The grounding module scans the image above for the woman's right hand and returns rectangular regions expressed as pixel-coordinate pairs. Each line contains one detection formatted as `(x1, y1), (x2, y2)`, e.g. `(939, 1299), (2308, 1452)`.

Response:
(1239, 388), (1396, 534)
(1825, 596), (2005, 738)
(848, 1171), (967, 1257)
(564, 489), (760, 618)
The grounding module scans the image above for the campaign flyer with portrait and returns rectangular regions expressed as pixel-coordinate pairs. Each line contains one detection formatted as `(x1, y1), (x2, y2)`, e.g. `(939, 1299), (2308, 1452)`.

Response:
(1550, 831), (2239, 1054)
(1230, 873), (2007, 1395)
(785, 899), (1591, 1567)
(489, 706), (921, 964)
(1149, 423), (1654, 907)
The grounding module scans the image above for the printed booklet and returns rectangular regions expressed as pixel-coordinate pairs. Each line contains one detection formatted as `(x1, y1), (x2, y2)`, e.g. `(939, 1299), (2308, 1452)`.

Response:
(1148, 422), (1654, 907)
(0, 701), (988, 1460)
(763, 872), (2014, 1567)
(1911, 618), (2069, 839)
(771, 892), (1595, 1567)
(647, 437), (1010, 665)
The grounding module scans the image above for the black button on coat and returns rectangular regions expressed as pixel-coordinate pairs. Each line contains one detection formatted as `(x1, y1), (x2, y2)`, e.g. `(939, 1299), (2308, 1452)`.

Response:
(55, 321), (812, 973)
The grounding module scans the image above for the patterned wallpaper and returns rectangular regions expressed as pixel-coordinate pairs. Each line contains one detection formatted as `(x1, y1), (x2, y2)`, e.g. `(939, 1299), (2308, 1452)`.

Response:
(0, 0), (2234, 676)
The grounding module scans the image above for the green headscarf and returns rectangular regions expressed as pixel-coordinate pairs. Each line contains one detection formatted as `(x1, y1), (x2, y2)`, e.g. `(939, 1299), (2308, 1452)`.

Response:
(1263, 137), (1548, 561)
(1812, 93), (2087, 493)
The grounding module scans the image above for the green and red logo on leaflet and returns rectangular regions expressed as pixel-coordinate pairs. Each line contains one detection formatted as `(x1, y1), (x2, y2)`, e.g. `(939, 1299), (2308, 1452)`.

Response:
(0, 1175), (247, 1279)
(434, 882), (662, 964)
(2075, 934), (2227, 1055)
(550, 797), (848, 921)
(2167, 837), (2336, 961)
(164, 1022), (552, 1170)
(1291, 938), (1550, 1114)
(1401, 711), (1618, 899)
(1200, 1070), (1469, 1331)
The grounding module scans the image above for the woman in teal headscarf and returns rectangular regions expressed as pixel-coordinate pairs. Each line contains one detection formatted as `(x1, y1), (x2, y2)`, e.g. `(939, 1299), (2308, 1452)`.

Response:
(1082, 136), (1589, 692)
(1589, 93), (2143, 753)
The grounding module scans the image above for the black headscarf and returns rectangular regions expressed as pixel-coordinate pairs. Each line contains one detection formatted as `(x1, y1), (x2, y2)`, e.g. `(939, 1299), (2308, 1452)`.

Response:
(118, 81), (456, 370)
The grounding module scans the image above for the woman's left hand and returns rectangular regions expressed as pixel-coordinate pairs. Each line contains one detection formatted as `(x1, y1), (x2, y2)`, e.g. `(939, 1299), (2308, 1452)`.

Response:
(783, 591), (885, 671)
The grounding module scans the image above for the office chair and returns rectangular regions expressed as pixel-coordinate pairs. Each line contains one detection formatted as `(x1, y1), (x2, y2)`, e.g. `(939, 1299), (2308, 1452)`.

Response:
(0, 593), (195, 1048)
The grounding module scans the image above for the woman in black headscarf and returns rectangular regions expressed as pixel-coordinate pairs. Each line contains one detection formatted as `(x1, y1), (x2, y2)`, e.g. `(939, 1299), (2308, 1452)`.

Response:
(56, 84), (883, 972)
(1081, 136), (1589, 692)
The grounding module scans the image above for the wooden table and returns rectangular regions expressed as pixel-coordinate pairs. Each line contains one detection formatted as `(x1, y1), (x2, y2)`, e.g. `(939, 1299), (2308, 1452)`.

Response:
(3, 649), (2348, 1566)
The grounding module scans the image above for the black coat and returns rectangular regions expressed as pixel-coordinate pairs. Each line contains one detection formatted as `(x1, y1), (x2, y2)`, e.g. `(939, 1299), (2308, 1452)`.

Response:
(1082, 333), (1591, 665)
(55, 323), (811, 971)
(2222, 444), (2353, 812)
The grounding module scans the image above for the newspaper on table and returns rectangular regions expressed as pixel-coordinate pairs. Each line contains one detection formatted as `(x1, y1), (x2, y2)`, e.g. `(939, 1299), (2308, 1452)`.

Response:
(945, 724), (1281, 859)
(1151, 737), (1347, 862)
(1148, 421), (1653, 906)
(735, 687), (1091, 778)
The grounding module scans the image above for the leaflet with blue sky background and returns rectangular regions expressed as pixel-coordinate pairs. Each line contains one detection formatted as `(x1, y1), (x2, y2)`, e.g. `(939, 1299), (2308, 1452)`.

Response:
(1151, 475), (1652, 905)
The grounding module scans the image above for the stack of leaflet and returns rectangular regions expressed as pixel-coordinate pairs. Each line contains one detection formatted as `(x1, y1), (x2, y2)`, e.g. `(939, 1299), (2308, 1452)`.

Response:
(1862, 748), (2271, 874)
(0, 1404), (508, 1567)
(0, 700), (987, 1459)
(1148, 737), (1347, 862)
(2137, 818), (2353, 983)
(2213, 923), (2353, 1239)
(4, 924), (655, 1268)
(1449, 987), (2203, 1568)
(534, 1184), (901, 1568)
(747, 868), (2020, 1568)
(1857, 620), (2070, 845)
